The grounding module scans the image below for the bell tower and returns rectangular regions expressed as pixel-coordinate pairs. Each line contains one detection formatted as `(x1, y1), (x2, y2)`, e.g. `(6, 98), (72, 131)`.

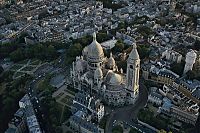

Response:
(126, 43), (140, 97)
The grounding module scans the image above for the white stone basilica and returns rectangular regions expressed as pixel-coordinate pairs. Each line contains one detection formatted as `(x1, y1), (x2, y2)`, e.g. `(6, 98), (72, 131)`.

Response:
(70, 33), (140, 106)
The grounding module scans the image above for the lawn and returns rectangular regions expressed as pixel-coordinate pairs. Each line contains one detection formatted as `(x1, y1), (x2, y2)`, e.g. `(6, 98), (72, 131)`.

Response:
(61, 95), (73, 105)
(64, 89), (75, 96)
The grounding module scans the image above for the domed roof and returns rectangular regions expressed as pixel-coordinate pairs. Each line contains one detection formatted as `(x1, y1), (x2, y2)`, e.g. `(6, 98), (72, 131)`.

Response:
(88, 32), (104, 58)
(108, 53), (116, 67)
(128, 43), (140, 60)
(94, 67), (103, 78)
(186, 49), (197, 58)
(109, 72), (122, 85)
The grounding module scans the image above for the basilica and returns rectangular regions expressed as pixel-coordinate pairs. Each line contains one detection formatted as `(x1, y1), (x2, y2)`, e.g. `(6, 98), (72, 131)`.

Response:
(70, 33), (140, 106)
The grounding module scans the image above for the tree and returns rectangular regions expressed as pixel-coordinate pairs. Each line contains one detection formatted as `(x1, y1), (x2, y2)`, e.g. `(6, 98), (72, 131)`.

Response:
(66, 131), (73, 133)
(112, 40), (124, 53)
(118, 22), (126, 29)
(68, 43), (82, 57)
(158, 129), (167, 133)
(129, 128), (141, 133)
(0, 66), (3, 74)
(38, 10), (49, 19)
(136, 26), (154, 39)
(193, 40), (200, 51)
(9, 48), (25, 62)
(112, 125), (123, 133)
(137, 45), (150, 59)
(99, 115), (109, 129)
(97, 32), (110, 43)
(97, 0), (125, 11)
(186, 70), (196, 80)
(46, 45), (56, 59)
(170, 61), (185, 76)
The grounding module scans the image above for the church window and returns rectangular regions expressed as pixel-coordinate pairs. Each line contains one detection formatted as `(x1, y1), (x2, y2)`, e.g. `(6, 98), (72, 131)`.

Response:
(130, 65), (133, 69)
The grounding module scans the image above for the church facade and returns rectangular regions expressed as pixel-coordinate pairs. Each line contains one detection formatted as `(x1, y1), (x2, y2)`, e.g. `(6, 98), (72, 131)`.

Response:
(70, 33), (140, 106)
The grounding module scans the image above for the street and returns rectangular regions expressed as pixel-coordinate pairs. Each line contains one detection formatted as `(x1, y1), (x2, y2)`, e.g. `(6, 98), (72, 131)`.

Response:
(105, 81), (149, 133)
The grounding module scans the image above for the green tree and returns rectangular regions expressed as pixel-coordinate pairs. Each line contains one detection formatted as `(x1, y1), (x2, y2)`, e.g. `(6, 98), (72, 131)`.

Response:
(69, 43), (82, 57)
(170, 61), (184, 76)
(186, 70), (196, 80)
(129, 128), (141, 133)
(97, 32), (110, 43)
(137, 45), (150, 59)
(0, 66), (3, 74)
(9, 48), (25, 62)
(112, 125), (123, 133)
(112, 40), (124, 53)
(65, 43), (83, 64)
(46, 45), (56, 59)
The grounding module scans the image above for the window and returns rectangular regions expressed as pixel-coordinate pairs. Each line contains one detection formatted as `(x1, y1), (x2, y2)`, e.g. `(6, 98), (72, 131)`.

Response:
(130, 65), (133, 69)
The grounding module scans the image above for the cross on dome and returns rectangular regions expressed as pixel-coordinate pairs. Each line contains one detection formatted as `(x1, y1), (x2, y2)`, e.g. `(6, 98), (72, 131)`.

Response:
(93, 32), (97, 41)
(132, 43), (137, 49)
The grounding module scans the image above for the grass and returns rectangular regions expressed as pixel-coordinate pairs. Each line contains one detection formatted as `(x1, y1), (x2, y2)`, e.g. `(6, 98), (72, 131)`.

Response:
(64, 89), (75, 96)
(60, 95), (73, 105)
(148, 103), (159, 113)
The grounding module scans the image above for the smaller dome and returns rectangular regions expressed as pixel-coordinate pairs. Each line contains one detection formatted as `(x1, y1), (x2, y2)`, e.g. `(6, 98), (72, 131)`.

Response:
(107, 53), (116, 68)
(94, 67), (103, 79)
(82, 46), (88, 55)
(109, 72), (122, 85)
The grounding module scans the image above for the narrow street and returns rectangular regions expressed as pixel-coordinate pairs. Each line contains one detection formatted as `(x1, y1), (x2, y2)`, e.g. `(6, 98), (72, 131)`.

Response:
(105, 81), (148, 133)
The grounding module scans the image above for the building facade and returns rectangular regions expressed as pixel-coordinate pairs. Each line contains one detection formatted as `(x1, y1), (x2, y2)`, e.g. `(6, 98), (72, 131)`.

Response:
(184, 49), (197, 74)
(71, 32), (140, 107)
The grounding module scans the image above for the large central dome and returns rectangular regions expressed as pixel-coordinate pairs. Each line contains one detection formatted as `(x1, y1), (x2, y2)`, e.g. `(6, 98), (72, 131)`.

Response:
(88, 32), (104, 58)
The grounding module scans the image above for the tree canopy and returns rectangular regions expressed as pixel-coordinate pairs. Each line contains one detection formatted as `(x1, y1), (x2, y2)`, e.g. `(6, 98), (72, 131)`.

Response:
(0, 66), (3, 74)
(170, 61), (185, 76)
(112, 125), (123, 133)
(112, 40), (125, 53)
